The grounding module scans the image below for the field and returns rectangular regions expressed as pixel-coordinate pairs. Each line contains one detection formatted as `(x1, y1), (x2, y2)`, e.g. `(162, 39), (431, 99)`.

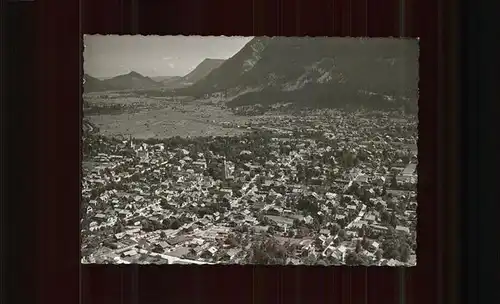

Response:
(84, 94), (253, 139)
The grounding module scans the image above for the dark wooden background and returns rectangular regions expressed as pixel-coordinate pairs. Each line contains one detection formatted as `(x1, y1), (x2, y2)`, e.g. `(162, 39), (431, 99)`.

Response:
(4, 0), (461, 303)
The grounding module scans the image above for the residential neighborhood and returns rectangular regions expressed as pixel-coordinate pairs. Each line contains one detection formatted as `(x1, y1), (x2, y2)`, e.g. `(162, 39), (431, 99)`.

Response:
(81, 108), (418, 266)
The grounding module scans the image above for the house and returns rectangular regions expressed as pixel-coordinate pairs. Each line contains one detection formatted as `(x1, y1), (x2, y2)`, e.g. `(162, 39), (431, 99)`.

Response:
(384, 259), (405, 266)
(374, 199), (388, 209)
(158, 241), (169, 249)
(122, 249), (138, 257)
(200, 246), (218, 259)
(286, 258), (302, 265)
(219, 188), (233, 196)
(223, 248), (241, 261)
(354, 175), (370, 185)
(364, 214), (376, 223)
(137, 238), (151, 249)
(386, 190), (409, 197)
(335, 214), (346, 221)
(346, 205), (357, 214)
(370, 224), (389, 233)
(191, 160), (207, 169)
(262, 180), (274, 190)
(265, 215), (294, 226)
(402, 163), (417, 176)
(320, 229), (330, 236)
(304, 215), (314, 224)
(125, 228), (141, 236)
(266, 206), (283, 216)
(318, 235), (327, 246)
(395, 225), (410, 234)
(350, 220), (368, 229)
(250, 201), (266, 211)
(373, 176), (386, 186)
(166, 235), (190, 246)
(115, 232), (126, 240)
(94, 213), (107, 222)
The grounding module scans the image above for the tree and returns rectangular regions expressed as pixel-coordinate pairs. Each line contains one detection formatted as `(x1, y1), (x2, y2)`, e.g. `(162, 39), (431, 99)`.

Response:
(381, 211), (391, 224)
(292, 219), (302, 228)
(345, 251), (368, 266)
(169, 219), (181, 229)
(399, 243), (411, 262)
(341, 151), (356, 168)
(330, 223), (341, 235)
(381, 185), (387, 196)
(296, 226), (310, 238)
(381, 239), (400, 260)
(355, 240), (362, 253)
(113, 223), (124, 234)
(389, 211), (399, 227)
(248, 238), (287, 265)
(390, 174), (398, 188)
(225, 234), (239, 247)
(338, 229), (347, 240)
(375, 202), (386, 213)
(297, 198), (319, 214)
(303, 255), (318, 266)
(361, 236), (370, 250)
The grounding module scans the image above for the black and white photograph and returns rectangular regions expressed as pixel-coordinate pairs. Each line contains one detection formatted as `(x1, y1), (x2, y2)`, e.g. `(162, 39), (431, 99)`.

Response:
(81, 35), (419, 266)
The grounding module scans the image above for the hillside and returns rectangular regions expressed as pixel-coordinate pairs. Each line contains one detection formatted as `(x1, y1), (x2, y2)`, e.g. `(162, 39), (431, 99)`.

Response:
(180, 37), (419, 112)
(105, 71), (161, 90)
(83, 74), (116, 93)
(84, 71), (161, 93)
(183, 58), (225, 84)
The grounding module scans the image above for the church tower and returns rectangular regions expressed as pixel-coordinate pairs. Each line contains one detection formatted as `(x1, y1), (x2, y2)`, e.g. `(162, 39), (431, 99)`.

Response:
(223, 156), (233, 180)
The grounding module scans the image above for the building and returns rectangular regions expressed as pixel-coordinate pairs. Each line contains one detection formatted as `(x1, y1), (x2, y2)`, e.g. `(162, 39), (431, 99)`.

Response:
(395, 225), (410, 234)
(223, 157), (234, 180)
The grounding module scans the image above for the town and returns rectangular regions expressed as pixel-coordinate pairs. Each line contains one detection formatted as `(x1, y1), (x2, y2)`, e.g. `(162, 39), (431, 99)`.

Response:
(81, 107), (418, 266)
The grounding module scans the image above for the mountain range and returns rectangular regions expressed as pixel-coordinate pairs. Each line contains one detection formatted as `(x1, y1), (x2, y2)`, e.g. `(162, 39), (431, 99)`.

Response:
(84, 58), (226, 93)
(83, 71), (160, 93)
(84, 37), (418, 113)
(180, 37), (419, 112)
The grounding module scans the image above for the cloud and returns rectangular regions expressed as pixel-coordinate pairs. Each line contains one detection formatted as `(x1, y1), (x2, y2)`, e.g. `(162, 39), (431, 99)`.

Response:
(162, 56), (173, 61)
(168, 63), (175, 69)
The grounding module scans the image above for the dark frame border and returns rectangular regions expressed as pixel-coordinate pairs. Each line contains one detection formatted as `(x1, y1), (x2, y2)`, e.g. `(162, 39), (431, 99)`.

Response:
(2, 0), (461, 303)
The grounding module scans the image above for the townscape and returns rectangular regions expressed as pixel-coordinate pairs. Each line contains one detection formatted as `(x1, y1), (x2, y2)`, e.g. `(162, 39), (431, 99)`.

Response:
(81, 105), (418, 266)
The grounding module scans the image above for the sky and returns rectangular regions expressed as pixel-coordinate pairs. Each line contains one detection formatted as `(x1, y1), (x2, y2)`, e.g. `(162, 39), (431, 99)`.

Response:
(83, 35), (253, 78)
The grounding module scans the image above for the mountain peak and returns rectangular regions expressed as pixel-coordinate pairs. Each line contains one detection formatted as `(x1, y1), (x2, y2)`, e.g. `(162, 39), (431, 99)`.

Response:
(127, 71), (143, 77)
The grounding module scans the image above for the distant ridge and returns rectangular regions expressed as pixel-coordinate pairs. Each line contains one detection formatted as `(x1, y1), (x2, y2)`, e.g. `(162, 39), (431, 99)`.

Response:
(83, 71), (161, 93)
(84, 58), (227, 93)
(157, 58), (226, 89)
(83, 74), (116, 93)
(152, 76), (182, 84)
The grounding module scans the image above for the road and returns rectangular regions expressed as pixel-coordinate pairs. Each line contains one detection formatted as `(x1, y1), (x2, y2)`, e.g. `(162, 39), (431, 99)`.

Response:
(231, 173), (260, 206)
(345, 204), (367, 229)
(112, 250), (214, 265)
(322, 170), (367, 261)
(322, 203), (366, 261)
